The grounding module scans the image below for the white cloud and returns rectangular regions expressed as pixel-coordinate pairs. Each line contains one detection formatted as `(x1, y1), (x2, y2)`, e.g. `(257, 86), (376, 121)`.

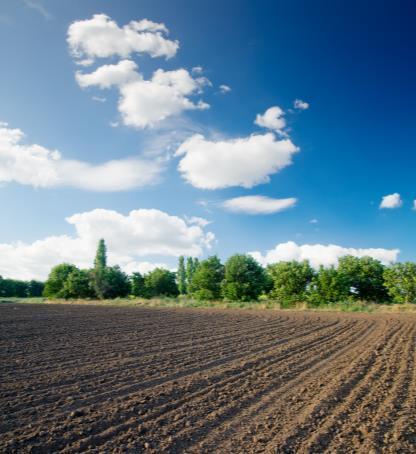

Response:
(309, 218), (318, 224)
(222, 195), (297, 214)
(92, 96), (106, 103)
(380, 193), (402, 209)
(413, 200), (416, 210)
(123, 261), (172, 275)
(294, 99), (309, 110)
(76, 60), (210, 128)
(255, 106), (286, 135)
(0, 208), (215, 280)
(67, 14), (179, 64)
(184, 216), (212, 227)
(176, 132), (298, 189)
(76, 60), (140, 89)
(191, 66), (203, 74)
(219, 84), (231, 94)
(250, 241), (399, 269)
(0, 122), (163, 191)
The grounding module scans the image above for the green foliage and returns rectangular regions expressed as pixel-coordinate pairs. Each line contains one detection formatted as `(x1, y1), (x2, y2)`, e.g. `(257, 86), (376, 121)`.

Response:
(186, 257), (199, 291)
(131, 272), (145, 297)
(27, 280), (44, 297)
(91, 266), (131, 299)
(338, 255), (388, 302)
(177, 256), (187, 295)
(383, 262), (416, 304)
(61, 269), (95, 299)
(94, 238), (107, 270)
(143, 268), (179, 298)
(267, 260), (314, 304)
(308, 266), (351, 306)
(190, 255), (224, 300)
(222, 254), (267, 301)
(43, 263), (78, 298)
(0, 276), (40, 297)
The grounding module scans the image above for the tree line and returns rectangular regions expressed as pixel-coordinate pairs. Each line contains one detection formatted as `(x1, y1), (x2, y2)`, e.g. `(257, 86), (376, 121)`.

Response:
(2, 239), (416, 305)
(0, 277), (44, 298)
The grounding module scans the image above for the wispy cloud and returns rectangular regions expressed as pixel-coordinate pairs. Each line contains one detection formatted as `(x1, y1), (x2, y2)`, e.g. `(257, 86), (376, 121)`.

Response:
(24, 0), (52, 20)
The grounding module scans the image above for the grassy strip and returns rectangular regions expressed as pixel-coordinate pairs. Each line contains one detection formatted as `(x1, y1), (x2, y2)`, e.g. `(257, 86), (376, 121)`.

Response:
(2, 297), (416, 313)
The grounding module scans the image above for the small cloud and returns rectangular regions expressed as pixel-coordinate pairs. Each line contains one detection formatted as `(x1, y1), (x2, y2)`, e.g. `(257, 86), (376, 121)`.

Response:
(192, 66), (203, 74)
(254, 106), (287, 136)
(219, 84), (231, 94)
(412, 200), (416, 210)
(222, 195), (297, 215)
(184, 215), (212, 227)
(309, 218), (318, 224)
(380, 193), (402, 209)
(92, 96), (106, 103)
(24, 0), (52, 20)
(294, 99), (309, 110)
(109, 121), (119, 128)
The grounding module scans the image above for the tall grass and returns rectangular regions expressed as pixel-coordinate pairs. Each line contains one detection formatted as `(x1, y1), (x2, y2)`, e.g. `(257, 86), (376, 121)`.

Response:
(2, 297), (416, 313)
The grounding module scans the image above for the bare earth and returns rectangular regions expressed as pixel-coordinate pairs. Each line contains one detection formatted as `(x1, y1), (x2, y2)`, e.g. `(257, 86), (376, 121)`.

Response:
(1, 303), (416, 453)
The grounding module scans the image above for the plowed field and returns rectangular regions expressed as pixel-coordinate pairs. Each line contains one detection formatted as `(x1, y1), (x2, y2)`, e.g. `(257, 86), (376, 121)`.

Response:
(1, 303), (416, 453)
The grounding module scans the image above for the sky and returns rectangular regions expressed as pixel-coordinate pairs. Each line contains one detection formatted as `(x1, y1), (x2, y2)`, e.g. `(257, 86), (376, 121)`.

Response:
(0, 0), (415, 280)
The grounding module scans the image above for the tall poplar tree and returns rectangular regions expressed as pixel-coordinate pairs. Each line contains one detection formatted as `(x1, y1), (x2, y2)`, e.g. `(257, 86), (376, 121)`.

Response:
(177, 256), (187, 294)
(94, 239), (107, 270)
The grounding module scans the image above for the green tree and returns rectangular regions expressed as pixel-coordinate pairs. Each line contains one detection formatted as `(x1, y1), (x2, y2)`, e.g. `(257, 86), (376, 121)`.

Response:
(308, 266), (350, 305)
(94, 238), (107, 270)
(143, 268), (179, 298)
(190, 255), (224, 300)
(61, 269), (95, 299)
(92, 266), (131, 299)
(338, 255), (388, 302)
(221, 254), (267, 301)
(383, 262), (416, 304)
(267, 260), (314, 305)
(177, 256), (187, 295)
(131, 272), (145, 297)
(27, 280), (44, 297)
(43, 263), (78, 298)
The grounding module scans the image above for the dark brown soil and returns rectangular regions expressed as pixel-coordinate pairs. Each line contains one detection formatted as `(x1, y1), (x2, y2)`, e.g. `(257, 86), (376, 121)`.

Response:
(1, 303), (416, 453)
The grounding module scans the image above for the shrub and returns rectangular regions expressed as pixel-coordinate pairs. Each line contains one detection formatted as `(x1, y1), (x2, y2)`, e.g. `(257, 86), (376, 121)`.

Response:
(222, 254), (267, 301)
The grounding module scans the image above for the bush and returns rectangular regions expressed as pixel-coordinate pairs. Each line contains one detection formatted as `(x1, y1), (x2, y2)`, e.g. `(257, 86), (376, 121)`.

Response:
(338, 255), (388, 302)
(383, 262), (416, 304)
(267, 260), (314, 305)
(91, 266), (131, 299)
(308, 266), (351, 306)
(62, 269), (95, 299)
(189, 256), (224, 300)
(222, 254), (267, 301)
(143, 268), (179, 298)
(43, 264), (78, 298)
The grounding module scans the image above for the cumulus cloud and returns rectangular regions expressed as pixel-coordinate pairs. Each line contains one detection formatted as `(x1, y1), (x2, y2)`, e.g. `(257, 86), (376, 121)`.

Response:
(176, 133), (298, 189)
(222, 195), (297, 215)
(219, 84), (231, 94)
(250, 241), (399, 269)
(76, 60), (140, 88)
(255, 106), (286, 135)
(294, 99), (309, 110)
(0, 122), (163, 191)
(380, 193), (402, 209)
(76, 60), (210, 128)
(0, 208), (215, 280)
(67, 14), (179, 64)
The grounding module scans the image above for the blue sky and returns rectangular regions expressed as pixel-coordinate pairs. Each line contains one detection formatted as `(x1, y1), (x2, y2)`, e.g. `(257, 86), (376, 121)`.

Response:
(0, 0), (415, 280)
